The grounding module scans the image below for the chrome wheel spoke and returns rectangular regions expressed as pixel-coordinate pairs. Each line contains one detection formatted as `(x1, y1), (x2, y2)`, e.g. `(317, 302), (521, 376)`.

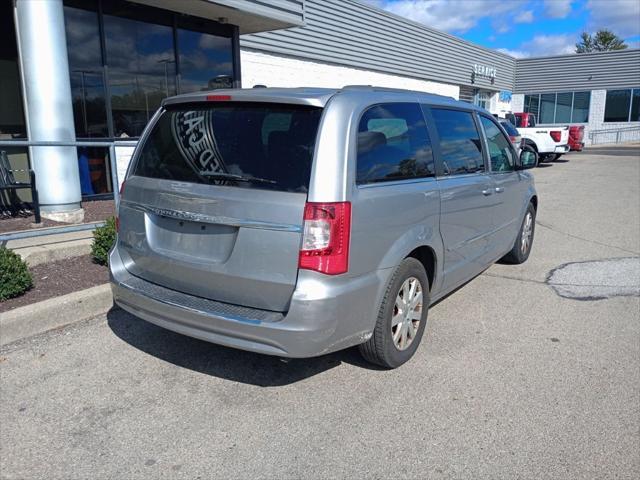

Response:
(391, 276), (424, 351)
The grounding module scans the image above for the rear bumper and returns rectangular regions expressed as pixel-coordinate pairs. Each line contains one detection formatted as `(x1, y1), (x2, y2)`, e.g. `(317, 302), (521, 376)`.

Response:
(554, 144), (570, 153)
(109, 246), (388, 358)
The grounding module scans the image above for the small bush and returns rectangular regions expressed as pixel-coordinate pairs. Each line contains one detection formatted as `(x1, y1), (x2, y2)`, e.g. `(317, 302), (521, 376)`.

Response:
(0, 247), (33, 301)
(91, 216), (117, 266)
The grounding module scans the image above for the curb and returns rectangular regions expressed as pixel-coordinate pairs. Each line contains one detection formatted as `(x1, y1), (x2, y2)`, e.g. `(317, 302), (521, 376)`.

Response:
(0, 284), (113, 346)
(17, 239), (92, 267)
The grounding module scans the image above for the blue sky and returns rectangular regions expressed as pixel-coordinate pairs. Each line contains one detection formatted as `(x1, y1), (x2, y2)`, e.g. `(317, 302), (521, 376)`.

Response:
(361, 0), (640, 57)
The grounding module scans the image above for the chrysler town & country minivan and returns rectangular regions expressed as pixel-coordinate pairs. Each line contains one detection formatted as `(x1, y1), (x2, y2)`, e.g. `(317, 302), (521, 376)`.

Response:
(110, 87), (538, 368)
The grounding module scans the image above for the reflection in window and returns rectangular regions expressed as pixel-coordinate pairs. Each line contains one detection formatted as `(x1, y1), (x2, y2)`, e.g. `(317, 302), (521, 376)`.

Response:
(524, 92), (591, 124)
(431, 108), (484, 175)
(631, 90), (640, 122)
(555, 92), (572, 124)
(0, 1), (26, 138)
(539, 94), (556, 124)
(572, 92), (590, 123)
(604, 89), (640, 123)
(479, 116), (514, 172)
(178, 30), (233, 93)
(356, 103), (434, 184)
(104, 15), (176, 137)
(64, 4), (108, 138)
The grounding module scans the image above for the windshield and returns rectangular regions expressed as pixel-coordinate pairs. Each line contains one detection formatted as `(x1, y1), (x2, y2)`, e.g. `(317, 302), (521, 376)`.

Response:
(132, 103), (323, 192)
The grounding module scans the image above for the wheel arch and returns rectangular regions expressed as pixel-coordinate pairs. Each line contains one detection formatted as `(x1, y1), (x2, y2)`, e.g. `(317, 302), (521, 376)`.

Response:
(406, 245), (437, 292)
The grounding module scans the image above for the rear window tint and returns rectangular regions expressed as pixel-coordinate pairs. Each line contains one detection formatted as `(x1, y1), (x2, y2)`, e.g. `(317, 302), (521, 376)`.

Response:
(357, 103), (435, 184)
(133, 103), (322, 192)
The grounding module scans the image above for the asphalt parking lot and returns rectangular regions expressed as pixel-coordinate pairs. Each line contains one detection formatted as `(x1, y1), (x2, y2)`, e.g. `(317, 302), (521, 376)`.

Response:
(1, 145), (639, 479)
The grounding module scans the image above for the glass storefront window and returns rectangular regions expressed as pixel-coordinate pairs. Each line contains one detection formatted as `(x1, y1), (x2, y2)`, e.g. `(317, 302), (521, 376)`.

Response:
(604, 89), (640, 123)
(0, 1), (27, 139)
(604, 90), (632, 122)
(104, 15), (176, 138)
(178, 30), (234, 93)
(539, 94), (556, 124)
(572, 92), (590, 123)
(631, 90), (640, 122)
(524, 92), (590, 124)
(64, 3), (108, 138)
(62, 0), (236, 139)
(555, 92), (572, 124)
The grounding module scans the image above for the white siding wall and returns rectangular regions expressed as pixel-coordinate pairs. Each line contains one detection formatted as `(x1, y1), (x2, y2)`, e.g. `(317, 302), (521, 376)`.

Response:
(241, 49), (460, 98)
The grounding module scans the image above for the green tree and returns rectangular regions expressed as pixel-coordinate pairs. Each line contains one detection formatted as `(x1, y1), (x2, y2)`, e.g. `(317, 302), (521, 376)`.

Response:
(576, 29), (628, 53)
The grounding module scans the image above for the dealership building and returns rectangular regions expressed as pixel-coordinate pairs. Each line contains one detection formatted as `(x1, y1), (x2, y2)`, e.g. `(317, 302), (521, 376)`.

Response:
(1, 0), (639, 221)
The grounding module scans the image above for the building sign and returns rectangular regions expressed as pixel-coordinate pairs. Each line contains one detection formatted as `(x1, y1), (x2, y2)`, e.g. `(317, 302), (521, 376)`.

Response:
(499, 90), (512, 102)
(473, 64), (497, 79)
(472, 64), (497, 84)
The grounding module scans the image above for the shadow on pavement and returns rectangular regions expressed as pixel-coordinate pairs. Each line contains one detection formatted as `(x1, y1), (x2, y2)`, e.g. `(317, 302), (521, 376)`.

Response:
(536, 163), (553, 168)
(107, 308), (381, 386)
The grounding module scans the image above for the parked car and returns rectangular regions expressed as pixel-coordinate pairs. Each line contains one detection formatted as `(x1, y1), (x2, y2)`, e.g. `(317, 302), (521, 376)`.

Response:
(568, 125), (585, 151)
(500, 119), (522, 151)
(110, 87), (538, 368)
(508, 112), (570, 162)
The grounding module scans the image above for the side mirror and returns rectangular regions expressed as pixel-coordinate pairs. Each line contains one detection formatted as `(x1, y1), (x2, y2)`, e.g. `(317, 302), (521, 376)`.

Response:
(518, 148), (538, 169)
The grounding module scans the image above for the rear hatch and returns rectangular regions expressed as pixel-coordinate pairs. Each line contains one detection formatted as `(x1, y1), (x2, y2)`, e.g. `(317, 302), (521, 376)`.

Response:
(117, 101), (323, 312)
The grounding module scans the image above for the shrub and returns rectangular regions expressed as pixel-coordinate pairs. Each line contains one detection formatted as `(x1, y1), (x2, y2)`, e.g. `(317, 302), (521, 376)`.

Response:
(91, 216), (117, 266)
(0, 247), (33, 301)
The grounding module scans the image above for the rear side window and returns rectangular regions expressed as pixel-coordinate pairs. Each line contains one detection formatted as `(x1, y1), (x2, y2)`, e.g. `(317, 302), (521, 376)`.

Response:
(431, 108), (484, 175)
(356, 103), (435, 184)
(133, 103), (322, 192)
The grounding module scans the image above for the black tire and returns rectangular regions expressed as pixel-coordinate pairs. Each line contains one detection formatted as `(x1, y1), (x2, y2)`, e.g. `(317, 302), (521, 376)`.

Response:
(501, 202), (536, 264)
(359, 258), (430, 368)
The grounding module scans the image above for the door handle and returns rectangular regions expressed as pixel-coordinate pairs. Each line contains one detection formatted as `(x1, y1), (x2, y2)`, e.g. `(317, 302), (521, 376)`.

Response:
(481, 189), (493, 196)
(495, 187), (505, 193)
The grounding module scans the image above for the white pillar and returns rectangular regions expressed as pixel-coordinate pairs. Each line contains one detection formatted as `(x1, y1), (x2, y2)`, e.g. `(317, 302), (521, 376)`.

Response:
(15, 0), (82, 218)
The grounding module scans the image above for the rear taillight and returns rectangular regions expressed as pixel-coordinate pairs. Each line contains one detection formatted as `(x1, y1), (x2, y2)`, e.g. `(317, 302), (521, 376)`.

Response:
(509, 135), (518, 143)
(299, 202), (351, 275)
(550, 131), (562, 142)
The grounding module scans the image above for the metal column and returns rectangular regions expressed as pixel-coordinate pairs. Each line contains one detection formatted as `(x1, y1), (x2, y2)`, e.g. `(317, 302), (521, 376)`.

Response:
(14, 0), (81, 213)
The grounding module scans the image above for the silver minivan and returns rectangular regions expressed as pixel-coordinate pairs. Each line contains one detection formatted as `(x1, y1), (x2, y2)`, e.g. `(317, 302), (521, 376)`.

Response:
(110, 87), (538, 368)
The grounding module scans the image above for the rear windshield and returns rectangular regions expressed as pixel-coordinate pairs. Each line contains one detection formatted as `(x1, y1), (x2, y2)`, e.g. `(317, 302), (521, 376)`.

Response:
(132, 103), (322, 192)
(500, 121), (519, 136)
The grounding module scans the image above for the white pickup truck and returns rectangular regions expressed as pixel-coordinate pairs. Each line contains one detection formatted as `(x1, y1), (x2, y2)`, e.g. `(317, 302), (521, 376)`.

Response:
(507, 113), (570, 162)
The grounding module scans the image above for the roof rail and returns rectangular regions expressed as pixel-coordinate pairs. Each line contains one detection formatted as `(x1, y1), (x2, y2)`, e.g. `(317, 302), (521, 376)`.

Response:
(340, 85), (456, 100)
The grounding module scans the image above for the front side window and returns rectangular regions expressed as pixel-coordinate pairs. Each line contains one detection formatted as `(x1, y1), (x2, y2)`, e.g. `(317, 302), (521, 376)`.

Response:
(356, 103), (434, 184)
(431, 108), (484, 175)
(480, 116), (515, 172)
(134, 103), (322, 193)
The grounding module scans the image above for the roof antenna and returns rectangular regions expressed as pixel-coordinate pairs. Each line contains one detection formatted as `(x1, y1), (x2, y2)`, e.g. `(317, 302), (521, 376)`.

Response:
(253, 84), (267, 88)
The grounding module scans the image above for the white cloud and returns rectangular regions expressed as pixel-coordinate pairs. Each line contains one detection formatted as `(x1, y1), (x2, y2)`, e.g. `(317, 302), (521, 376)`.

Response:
(496, 48), (529, 58)
(497, 34), (577, 58)
(514, 10), (534, 24)
(521, 34), (577, 56)
(374, 0), (527, 33)
(586, 0), (640, 38)
(543, 0), (573, 19)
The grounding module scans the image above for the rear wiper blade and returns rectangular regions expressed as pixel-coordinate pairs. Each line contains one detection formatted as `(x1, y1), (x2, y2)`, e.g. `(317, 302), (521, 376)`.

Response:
(201, 172), (276, 185)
